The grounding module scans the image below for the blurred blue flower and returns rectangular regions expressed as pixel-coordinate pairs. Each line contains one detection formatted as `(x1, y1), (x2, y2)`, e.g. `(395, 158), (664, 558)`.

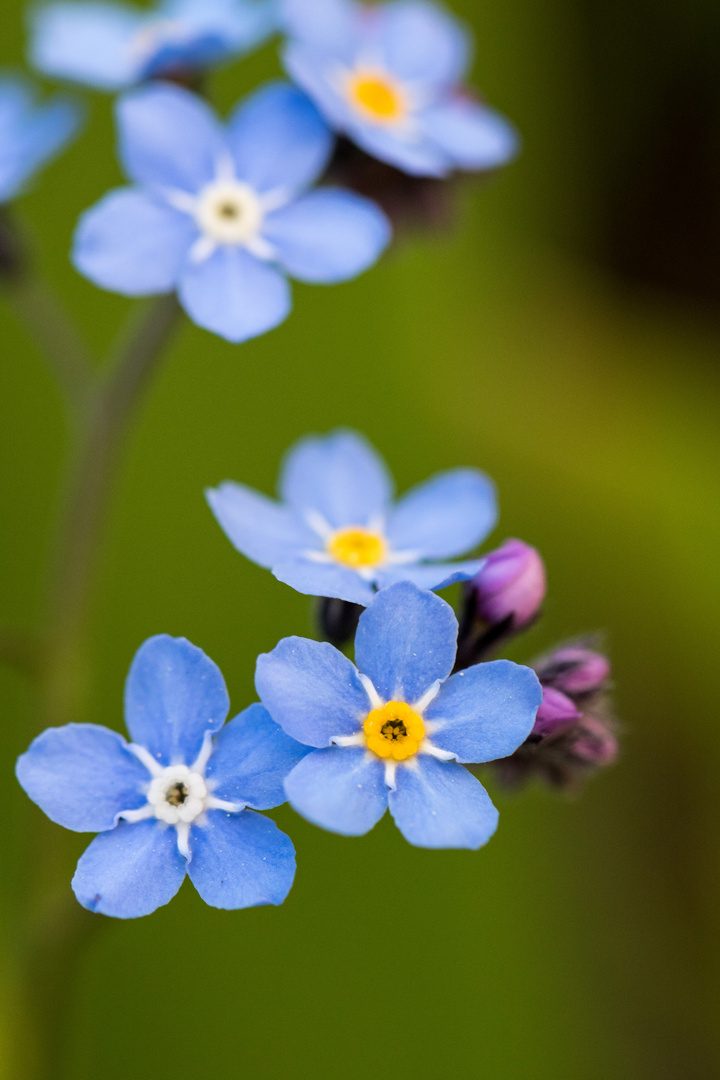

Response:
(29, 0), (276, 91)
(280, 0), (518, 177)
(16, 635), (308, 918)
(208, 428), (498, 605)
(72, 80), (390, 342)
(256, 582), (542, 847)
(0, 76), (82, 202)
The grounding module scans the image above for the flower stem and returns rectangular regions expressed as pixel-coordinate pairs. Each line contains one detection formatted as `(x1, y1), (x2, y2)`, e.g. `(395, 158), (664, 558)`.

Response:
(1, 210), (95, 422)
(41, 293), (181, 729)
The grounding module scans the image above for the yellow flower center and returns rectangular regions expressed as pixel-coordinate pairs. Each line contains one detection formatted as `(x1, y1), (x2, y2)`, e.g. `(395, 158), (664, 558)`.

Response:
(364, 701), (425, 760)
(346, 71), (407, 123)
(326, 527), (387, 568)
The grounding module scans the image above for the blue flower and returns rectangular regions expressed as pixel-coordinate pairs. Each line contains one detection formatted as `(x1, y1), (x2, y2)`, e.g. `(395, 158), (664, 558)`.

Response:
(0, 76), (82, 202)
(207, 428), (498, 605)
(256, 582), (542, 847)
(280, 0), (518, 177)
(16, 635), (309, 918)
(72, 81), (390, 343)
(29, 0), (276, 91)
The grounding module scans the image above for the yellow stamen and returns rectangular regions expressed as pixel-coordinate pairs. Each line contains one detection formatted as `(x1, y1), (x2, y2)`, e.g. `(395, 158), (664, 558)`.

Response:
(327, 527), (387, 569)
(346, 71), (407, 123)
(364, 701), (425, 761)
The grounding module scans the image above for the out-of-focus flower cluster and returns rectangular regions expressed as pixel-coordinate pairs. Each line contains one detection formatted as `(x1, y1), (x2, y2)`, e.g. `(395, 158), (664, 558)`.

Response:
(2, 0), (519, 339)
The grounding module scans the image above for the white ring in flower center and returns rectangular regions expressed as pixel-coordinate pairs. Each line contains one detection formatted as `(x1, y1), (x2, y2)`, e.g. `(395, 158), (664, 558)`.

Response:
(195, 180), (265, 245)
(147, 764), (208, 825)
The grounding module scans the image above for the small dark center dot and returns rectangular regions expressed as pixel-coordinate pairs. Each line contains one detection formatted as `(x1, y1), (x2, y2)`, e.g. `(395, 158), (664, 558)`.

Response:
(166, 782), (189, 806)
(218, 201), (240, 219)
(381, 719), (407, 741)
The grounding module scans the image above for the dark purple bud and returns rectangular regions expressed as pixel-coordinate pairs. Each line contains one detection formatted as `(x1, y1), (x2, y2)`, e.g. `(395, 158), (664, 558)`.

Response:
(471, 539), (546, 628)
(537, 646), (610, 695)
(533, 686), (581, 736)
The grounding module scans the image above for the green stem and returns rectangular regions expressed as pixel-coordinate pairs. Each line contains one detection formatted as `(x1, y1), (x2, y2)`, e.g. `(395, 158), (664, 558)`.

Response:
(42, 293), (181, 729)
(1, 210), (95, 422)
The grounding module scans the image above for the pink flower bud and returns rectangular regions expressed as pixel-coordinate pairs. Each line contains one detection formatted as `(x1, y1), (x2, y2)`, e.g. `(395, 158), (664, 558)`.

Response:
(570, 717), (618, 767)
(538, 647), (610, 695)
(533, 686), (581, 736)
(471, 539), (546, 628)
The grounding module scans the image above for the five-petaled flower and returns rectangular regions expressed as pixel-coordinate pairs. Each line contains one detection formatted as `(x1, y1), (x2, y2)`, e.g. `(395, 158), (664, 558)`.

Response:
(30, 0), (275, 91)
(0, 76), (82, 203)
(73, 81), (390, 342)
(255, 582), (542, 847)
(16, 635), (309, 918)
(207, 428), (499, 605)
(281, 0), (518, 177)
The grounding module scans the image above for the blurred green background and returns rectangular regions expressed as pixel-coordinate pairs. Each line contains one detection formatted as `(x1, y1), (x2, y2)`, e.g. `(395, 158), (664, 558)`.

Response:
(2, 0), (720, 1077)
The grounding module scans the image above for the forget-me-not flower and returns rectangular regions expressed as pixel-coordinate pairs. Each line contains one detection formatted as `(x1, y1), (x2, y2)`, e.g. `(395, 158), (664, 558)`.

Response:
(280, 0), (518, 177)
(256, 582), (542, 847)
(73, 81), (390, 342)
(16, 635), (308, 918)
(30, 0), (275, 91)
(0, 76), (82, 203)
(207, 428), (497, 605)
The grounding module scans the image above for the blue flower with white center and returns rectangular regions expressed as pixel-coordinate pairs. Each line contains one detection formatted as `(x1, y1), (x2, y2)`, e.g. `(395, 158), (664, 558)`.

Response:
(72, 80), (390, 343)
(280, 0), (518, 177)
(207, 428), (498, 605)
(0, 76), (82, 203)
(29, 0), (276, 92)
(256, 582), (542, 847)
(16, 635), (309, 918)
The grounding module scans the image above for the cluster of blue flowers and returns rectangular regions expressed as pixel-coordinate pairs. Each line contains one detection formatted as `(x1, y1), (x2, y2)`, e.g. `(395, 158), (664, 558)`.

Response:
(2, 0), (517, 340)
(18, 430), (546, 918)
(6, 0), (614, 922)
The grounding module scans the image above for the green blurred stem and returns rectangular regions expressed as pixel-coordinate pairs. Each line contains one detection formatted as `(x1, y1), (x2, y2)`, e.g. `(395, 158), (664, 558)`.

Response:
(7, 273), (95, 421)
(42, 293), (181, 728)
(0, 209), (95, 422)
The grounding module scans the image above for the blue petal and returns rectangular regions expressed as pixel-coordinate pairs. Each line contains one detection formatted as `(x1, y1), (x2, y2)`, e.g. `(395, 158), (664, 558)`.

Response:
(255, 636), (369, 747)
(229, 82), (333, 193)
(375, 0), (471, 86)
(284, 746), (387, 836)
(72, 188), (194, 295)
(265, 188), (390, 283)
(206, 481), (318, 569)
(341, 119), (451, 177)
(279, 429), (393, 528)
(280, 0), (356, 56)
(354, 582), (457, 704)
(282, 42), (363, 132)
(72, 819), (186, 918)
(425, 660), (541, 762)
(205, 703), (312, 809)
(16, 724), (148, 832)
(29, 2), (143, 90)
(386, 469), (497, 559)
(188, 809), (296, 909)
(116, 82), (222, 191)
(124, 635), (229, 767)
(162, 0), (276, 51)
(178, 246), (291, 343)
(141, 0), (275, 77)
(375, 560), (484, 591)
(421, 99), (519, 172)
(389, 756), (498, 848)
(0, 79), (83, 201)
(272, 558), (376, 605)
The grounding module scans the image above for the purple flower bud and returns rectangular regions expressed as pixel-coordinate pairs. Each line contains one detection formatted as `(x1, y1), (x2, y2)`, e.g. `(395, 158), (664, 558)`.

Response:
(533, 686), (581, 736)
(570, 717), (618, 767)
(537, 647), (610, 695)
(471, 539), (546, 628)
